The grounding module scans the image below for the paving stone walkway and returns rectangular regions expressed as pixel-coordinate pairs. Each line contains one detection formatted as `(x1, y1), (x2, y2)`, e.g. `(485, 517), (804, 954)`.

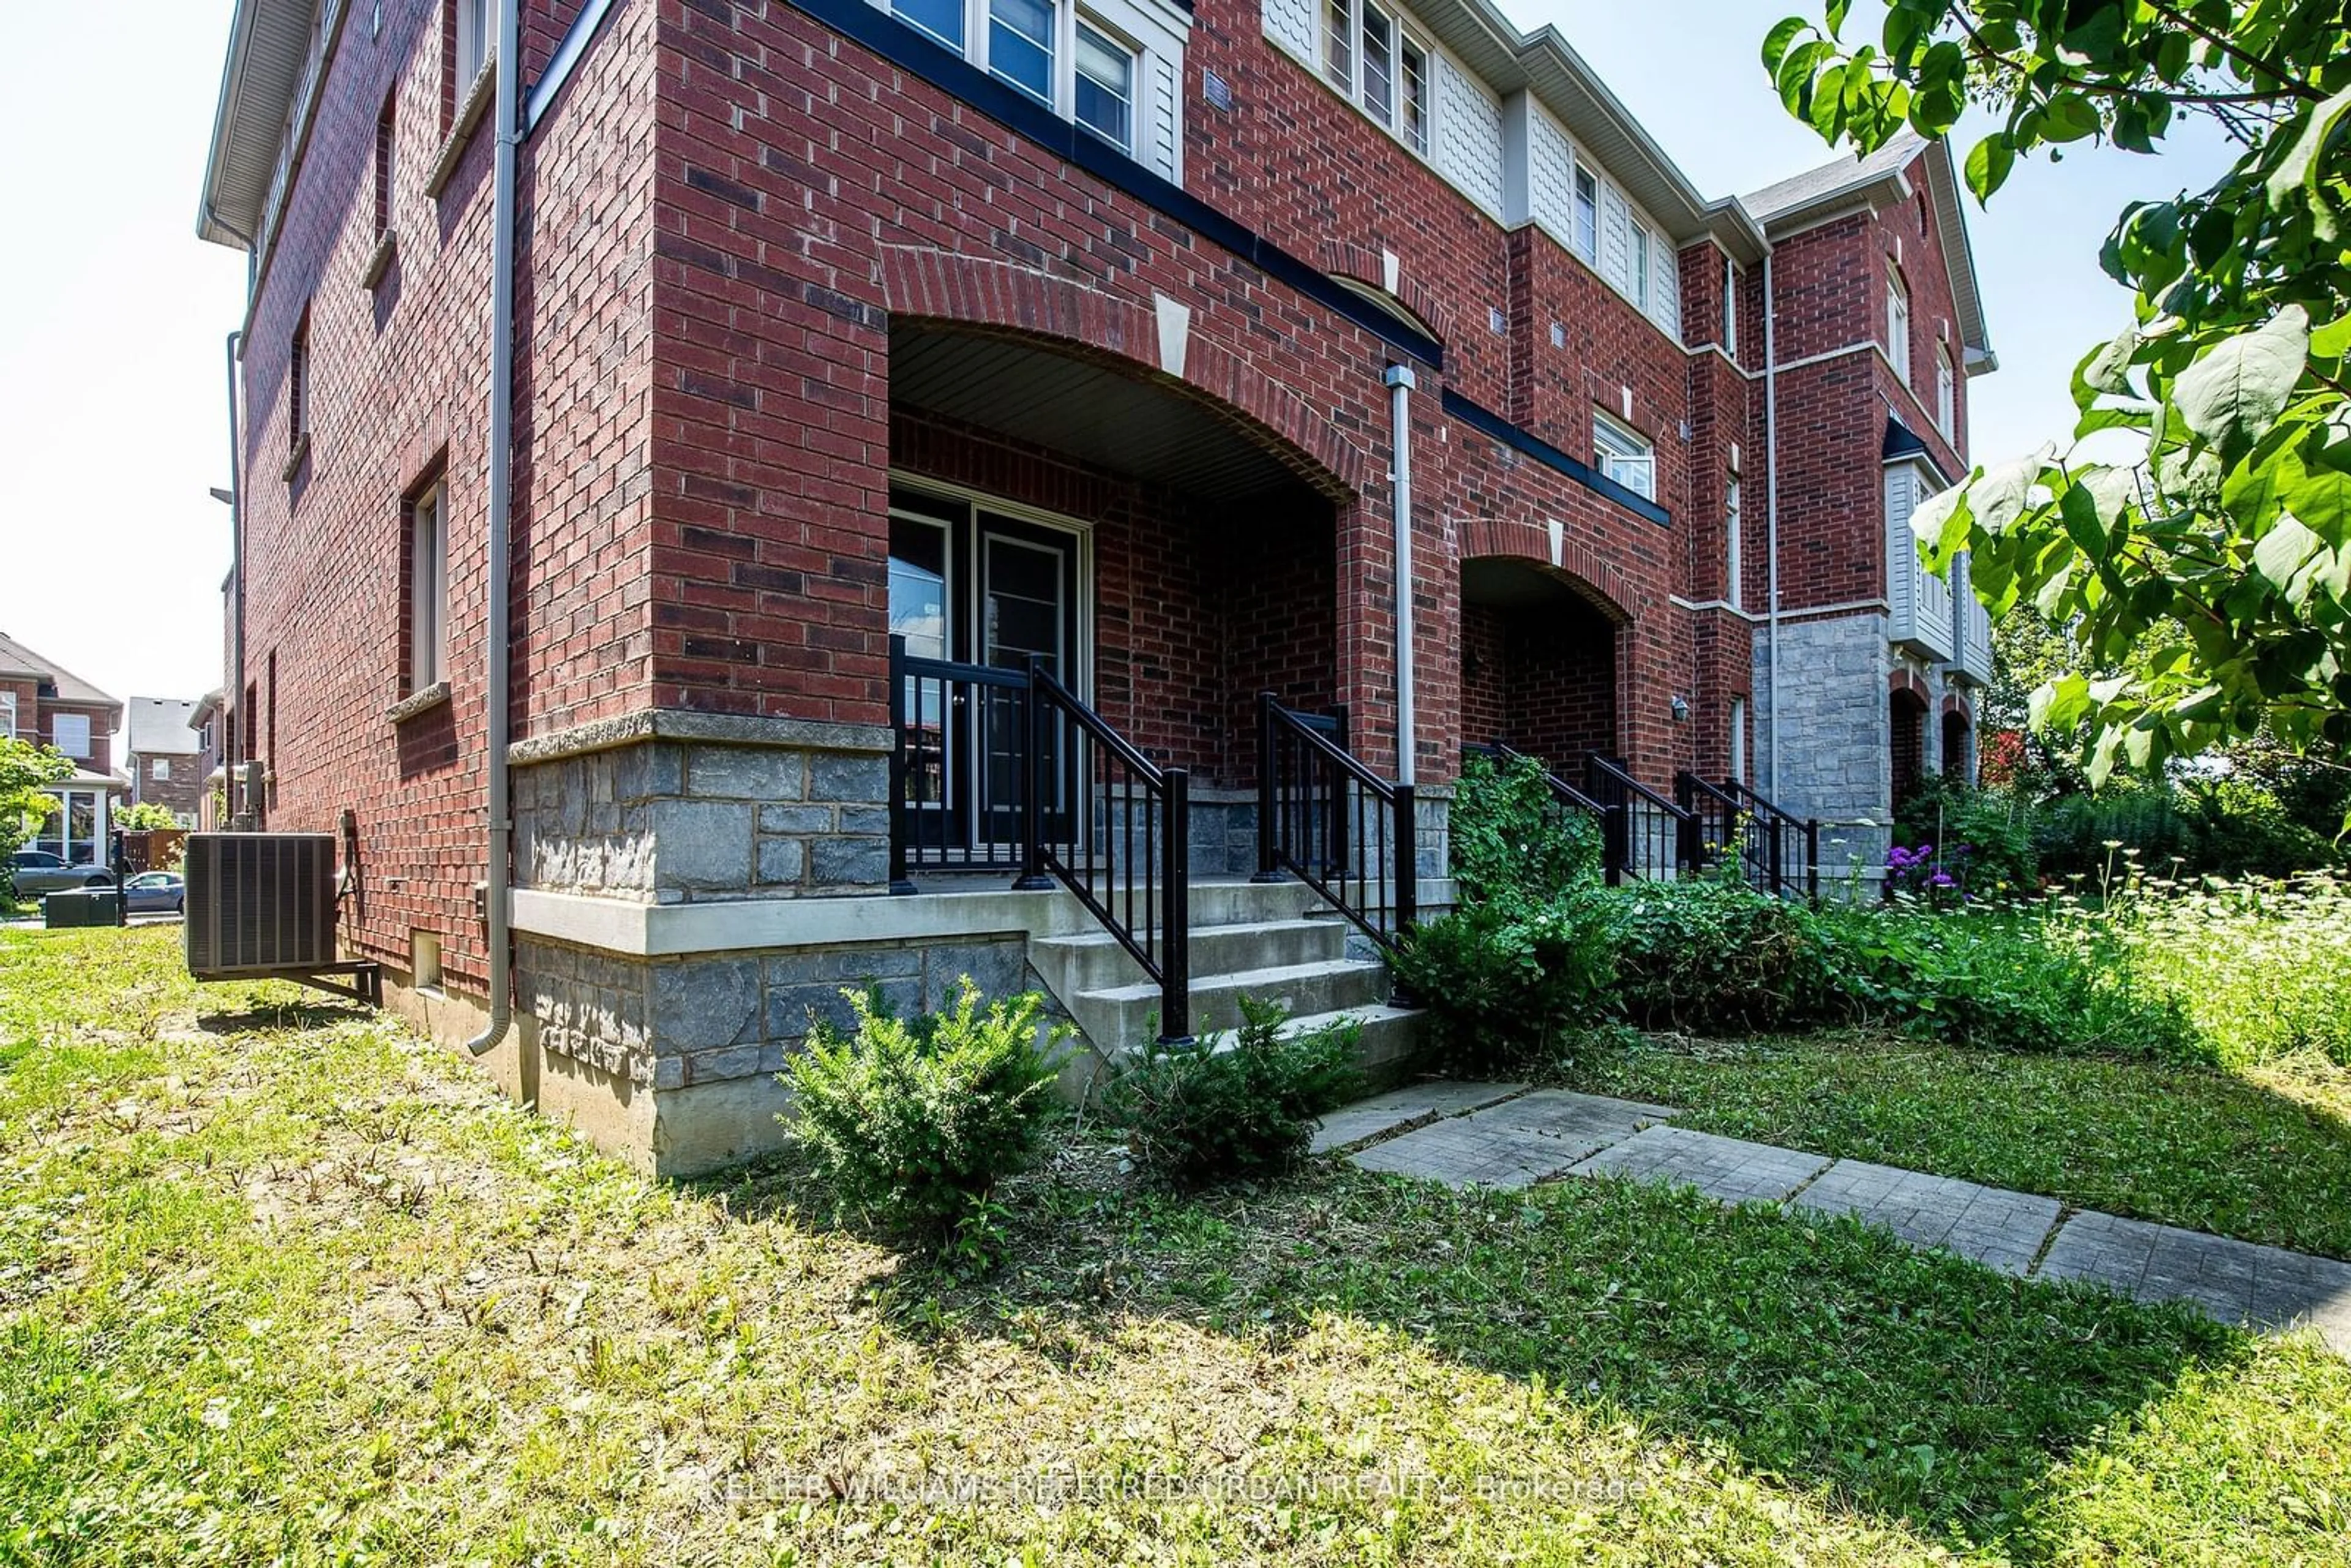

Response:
(1324, 1081), (2351, 1356)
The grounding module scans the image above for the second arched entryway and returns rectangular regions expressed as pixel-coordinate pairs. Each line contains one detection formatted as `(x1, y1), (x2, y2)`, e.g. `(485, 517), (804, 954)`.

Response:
(1457, 555), (1627, 778)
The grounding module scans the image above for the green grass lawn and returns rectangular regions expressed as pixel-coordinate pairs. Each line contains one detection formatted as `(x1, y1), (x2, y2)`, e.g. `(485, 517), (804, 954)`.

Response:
(1561, 1031), (2351, 1261)
(5, 927), (2350, 1564)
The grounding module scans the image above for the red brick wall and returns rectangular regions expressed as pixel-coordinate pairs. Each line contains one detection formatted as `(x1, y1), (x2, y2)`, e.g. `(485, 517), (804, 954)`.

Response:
(234, 0), (654, 994)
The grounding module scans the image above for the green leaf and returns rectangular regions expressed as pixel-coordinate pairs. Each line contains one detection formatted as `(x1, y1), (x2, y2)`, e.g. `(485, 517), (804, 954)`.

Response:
(2168, 307), (2310, 454)
(2265, 83), (2351, 210)
(2036, 673), (2091, 732)
(1761, 15), (1809, 73)
(1968, 448), (2054, 535)
(2058, 482), (2107, 555)
(1965, 133), (2015, 201)
(2314, 315), (2351, 361)
(2079, 325), (2141, 397)
(2042, 93), (2102, 144)
(2253, 514), (2325, 596)
(2286, 459), (2351, 546)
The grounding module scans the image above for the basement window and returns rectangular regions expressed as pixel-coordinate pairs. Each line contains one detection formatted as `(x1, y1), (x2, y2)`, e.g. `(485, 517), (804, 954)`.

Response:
(412, 930), (443, 994)
(1594, 414), (1655, 501)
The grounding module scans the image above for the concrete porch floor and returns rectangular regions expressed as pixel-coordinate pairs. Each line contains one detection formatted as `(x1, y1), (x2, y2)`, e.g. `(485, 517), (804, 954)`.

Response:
(1320, 1082), (2351, 1357)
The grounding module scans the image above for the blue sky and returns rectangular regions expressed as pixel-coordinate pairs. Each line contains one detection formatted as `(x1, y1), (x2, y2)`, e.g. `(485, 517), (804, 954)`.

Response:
(0, 0), (2238, 744)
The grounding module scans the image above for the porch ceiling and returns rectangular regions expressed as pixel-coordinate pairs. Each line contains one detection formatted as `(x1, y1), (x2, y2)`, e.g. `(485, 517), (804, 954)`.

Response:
(1462, 557), (1623, 623)
(891, 324), (1316, 503)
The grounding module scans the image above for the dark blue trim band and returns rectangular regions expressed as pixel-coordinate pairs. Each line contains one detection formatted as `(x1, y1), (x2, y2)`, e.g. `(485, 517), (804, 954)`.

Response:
(1440, 389), (1672, 528)
(781, 0), (1444, 370)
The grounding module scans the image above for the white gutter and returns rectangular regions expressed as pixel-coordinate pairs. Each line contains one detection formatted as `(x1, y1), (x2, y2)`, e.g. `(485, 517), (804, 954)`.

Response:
(1384, 364), (1417, 786)
(1763, 250), (1783, 803)
(467, 0), (522, 1057)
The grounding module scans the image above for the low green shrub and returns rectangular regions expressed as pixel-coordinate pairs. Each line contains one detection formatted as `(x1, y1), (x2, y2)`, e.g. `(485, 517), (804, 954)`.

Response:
(782, 979), (1064, 1244)
(1605, 878), (1843, 1034)
(1450, 751), (1601, 905)
(1892, 777), (2039, 900)
(1109, 996), (1362, 1187)
(1392, 890), (1616, 1071)
(1810, 902), (2204, 1062)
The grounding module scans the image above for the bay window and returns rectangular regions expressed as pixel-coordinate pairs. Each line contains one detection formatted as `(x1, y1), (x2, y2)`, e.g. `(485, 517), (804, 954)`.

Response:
(1595, 415), (1655, 501)
(1320, 0), (1434, 157)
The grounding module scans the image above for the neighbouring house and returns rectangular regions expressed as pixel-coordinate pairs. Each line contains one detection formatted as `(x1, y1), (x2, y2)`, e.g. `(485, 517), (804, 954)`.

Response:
(125, 697), (211, 827)
(195, 0), (1993, 1172)
(0, 631), (125, 867)
(190, 689), (230, 830)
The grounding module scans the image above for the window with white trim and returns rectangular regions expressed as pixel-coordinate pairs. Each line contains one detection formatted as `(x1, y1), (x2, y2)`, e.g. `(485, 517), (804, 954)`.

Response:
(0, 692), (14, 739)
(453, 0), (492, 93)
(1725, 473), (1743, 609)
(1887, 267), (1912, 385)
(1594, 414), (1654, 501)
(53, 713), (91, 760)
(407, 481), (449, 693)
(1572, 165), (1598, 262)
(877, 0), (1185, 179)
(1319, 0), (1434, 157)
(1074, 20), (1134, 149)
(1935, 345), (1956, 439)
(152, 757), (171, 781)
(1722, 258), (1739, 362)
(1628, 220), (1652, 312)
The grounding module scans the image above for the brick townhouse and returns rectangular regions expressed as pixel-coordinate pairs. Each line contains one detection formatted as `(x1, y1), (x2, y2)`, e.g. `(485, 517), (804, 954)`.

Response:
(1, 631), (125, 867)
(197, 0), (1993, 1171)
(125, 696), (214, 827)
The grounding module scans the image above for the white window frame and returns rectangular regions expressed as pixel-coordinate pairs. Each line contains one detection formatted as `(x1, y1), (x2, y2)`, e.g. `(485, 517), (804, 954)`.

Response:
(1887, 267), (1912, 385)
(152, 757), (171, 781)
(410, 482), (449, 692)
(53, 713), (91, 760)
(1725, 473), (1743, 609)
(1936, 345), (1956, 439)
(1073, 15), (1136, 152)
(1318, 0), (1437, 160)
(1722, 258), (1739, 362)
(988, 0), (1057, 105)
(1594, 413), (1655, 501)
(454, 0), (493, 91)
(1571, 163), (1599, 263)
(892, 0), (965, 50)
(0, 692), (13, 740)
(1628, 220), (1652, 312)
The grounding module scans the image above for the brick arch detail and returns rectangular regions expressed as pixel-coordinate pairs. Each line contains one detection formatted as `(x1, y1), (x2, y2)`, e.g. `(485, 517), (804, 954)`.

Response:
(1941, 691), (1972, 719)
(1314, 239), (1452, 345)
(1450, 515), (1648, 623)
(874, 249), (1368, 498)
(1889, 667), (1929, 701)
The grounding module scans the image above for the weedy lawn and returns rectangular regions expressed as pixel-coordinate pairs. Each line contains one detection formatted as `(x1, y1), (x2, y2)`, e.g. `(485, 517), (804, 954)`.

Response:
(4, 926), (2349, 1566)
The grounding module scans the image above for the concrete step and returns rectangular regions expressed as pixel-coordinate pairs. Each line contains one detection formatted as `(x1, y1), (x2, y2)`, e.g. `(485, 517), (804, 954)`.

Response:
(1033, 917), (1349, 994)
(1277, 1004), (1425, 1087)
(1074, 956), (1392, 1047)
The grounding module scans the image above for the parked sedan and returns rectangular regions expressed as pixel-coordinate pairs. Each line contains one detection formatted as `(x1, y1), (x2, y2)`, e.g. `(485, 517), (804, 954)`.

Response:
(122, 871), (186, 915)
(9, 850), (114, 897)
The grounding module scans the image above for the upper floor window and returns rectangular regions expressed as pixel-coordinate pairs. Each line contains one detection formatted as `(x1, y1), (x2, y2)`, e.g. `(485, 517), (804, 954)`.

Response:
(1886, 268), (1912, 385)
(1594, 413), (1655, 501)
(882, 0), (1185, 179)
(53, 713), (91, 760)
(152, 757), (171, 781)
(289, 312), (311, 452)
(0, 692), (13, 739)
(1627, 220), (1652, 312)
(453, 0), (492, 93)
(1722, 259), (1739, 362)
(1321, 0), (1431, 156)
(374, 92), (396, 239)
(1935, 345), (1956, 439)
(1572, 165), (1599, 262)
(1725, 473), (1743, 609)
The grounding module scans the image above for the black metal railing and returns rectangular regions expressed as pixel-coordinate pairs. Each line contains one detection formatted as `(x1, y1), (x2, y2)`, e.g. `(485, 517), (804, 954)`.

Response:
(888, 637), (1035, 883)
(1465, 740), (1610, 817)
(1257, 693), (1415, 950)
(1024, 662), (1191, 1043)
(1727, 779), (1822, 900)
(1584, 755), (1697, 883)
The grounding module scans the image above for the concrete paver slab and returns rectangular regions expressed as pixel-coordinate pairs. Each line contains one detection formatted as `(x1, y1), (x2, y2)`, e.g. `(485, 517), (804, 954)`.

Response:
(2039, 1211), (2351, 1354)
(1308, 1080), (1530, 1153)
(1790, 1160), (2061, 1275)
(1459, 1089), (1679, 1163)
(1569, 1126), (1830, 1206)
(1349, 1117), (1584, 1190)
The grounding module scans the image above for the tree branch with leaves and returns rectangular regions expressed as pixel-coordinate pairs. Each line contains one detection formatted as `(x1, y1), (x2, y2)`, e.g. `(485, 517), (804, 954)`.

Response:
(1766, 0), (2351, 786)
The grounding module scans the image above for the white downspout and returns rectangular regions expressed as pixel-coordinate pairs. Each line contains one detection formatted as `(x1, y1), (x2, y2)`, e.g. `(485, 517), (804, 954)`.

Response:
(1763, 250), (1783, 802)
(467, 0), (522, 1056)
(1384, 364), (1417, 785)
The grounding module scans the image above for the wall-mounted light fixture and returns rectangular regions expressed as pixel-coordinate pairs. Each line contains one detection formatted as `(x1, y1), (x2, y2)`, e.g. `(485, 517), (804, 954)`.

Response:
(1670, 694), (1690, 723)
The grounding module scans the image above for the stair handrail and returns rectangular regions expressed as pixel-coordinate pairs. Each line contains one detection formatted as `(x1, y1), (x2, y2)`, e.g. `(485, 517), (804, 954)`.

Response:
(1586, 754), (1698, 877)
(1723, 778), (1822, 900)
(1480, 741), (1608, 817)
(1257, 692), (1416, 951)
(1025, 661), (1191, 1044)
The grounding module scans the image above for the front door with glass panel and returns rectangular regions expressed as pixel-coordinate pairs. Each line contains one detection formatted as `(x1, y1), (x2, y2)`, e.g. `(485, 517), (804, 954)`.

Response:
(888, 487), (1083, 863)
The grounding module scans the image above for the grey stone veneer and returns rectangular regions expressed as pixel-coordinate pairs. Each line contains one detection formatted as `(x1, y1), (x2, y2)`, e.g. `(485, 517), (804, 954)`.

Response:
(519, 933), (1033, 1090)
(511, 713), (891, 903)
